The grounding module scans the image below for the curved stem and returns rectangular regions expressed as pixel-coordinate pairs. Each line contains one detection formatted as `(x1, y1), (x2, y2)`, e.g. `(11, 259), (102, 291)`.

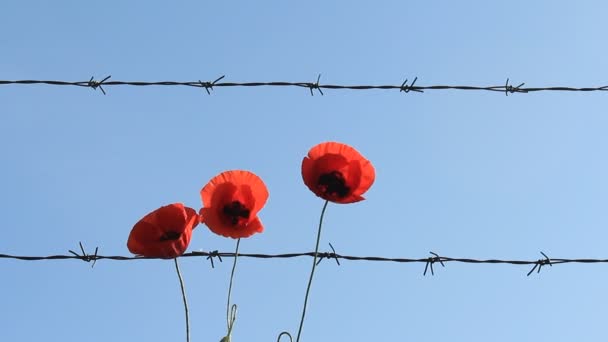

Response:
(277, 331), (294, 342)
(295, 200), (329, 342)
(174, 258), (190, 342)
(226, 238), (241, 333)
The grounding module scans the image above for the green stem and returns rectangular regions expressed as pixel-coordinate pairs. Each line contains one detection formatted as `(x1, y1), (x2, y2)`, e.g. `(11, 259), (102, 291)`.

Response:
(174, 258), (190, 342)
(295, 200), (329, 342)
(226, 238), (241, 334)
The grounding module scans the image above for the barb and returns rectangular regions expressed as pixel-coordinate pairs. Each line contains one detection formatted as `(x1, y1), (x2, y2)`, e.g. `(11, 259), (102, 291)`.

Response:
(205, 250), (223, 268)
(308, 74), (324, 96)
(67, 242), (99, 268)
(504, 78), (527, 96)
(400, 76), (423, 93)
(87, 75), (111, 95)
(423, 251), (445, 276)
(527, 251), (552, 276)
(198, 75), (225, 95)
(315, 242), (340, 266)
(3, 77), (607, 95)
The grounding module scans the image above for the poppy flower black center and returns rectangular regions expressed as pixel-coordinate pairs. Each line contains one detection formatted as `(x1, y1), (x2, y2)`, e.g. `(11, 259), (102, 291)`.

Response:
(159, 231), (181, 241)
(318, 171), (350, 198)
(223, 201), (250, 226)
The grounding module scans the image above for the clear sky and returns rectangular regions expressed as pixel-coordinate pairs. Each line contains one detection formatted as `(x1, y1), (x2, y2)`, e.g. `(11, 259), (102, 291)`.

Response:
(2, 1), (608, 341)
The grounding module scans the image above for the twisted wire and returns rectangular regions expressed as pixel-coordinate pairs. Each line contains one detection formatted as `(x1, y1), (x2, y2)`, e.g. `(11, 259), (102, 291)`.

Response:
(2, 251), (607, 265)
(1, 77), (607, 95)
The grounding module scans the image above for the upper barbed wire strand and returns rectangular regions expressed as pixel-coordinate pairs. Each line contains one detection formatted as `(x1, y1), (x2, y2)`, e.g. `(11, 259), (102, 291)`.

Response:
(1, 77), (607, 95)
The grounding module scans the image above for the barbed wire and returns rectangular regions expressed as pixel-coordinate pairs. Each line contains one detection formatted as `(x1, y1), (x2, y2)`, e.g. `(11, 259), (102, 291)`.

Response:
(1, 75), (608, 96)
(2, 242), (607, 276)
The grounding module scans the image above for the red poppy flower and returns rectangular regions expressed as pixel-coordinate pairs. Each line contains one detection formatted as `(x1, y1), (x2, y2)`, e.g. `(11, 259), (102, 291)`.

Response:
(127, 203), (199, 258)
(302, 141), (375, 204)
(200, 170), (269, 239)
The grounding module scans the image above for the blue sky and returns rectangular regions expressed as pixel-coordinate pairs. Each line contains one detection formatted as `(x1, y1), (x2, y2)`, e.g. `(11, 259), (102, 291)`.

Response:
(1, 1), (608, 341)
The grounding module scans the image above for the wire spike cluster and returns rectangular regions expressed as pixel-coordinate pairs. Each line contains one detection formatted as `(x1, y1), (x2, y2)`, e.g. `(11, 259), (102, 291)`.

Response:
(199, 75), (225, 95)
(205, 250), (223, 268)
(87, 75), (111, 95)
(2, 76), (608, 96)
(526, 251), (552, 276)
(308, 74), (324, 96)
(505, 78), (527, 96)
(315, 243), (340, 266)
(2, 246), (608, 276)
(423, 251), (445, 276)
(67, 241), (99, 268)
(400, 76), (423, 93)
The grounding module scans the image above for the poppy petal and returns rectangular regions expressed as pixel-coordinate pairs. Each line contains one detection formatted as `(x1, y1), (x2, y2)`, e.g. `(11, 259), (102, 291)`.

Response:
(302, 154), (349, 195)
(127, 203), (198, 258)
(200, 170), (268, 239)
(236, 184), (258, 217)
(201, 206), (264, 239)
(145, 203), (188, 234)
(301, 155), (316, 189)
(127, 220), (163, 253)
(306, 141), (361, 161)
(241, 216), (264, 237)
(199, 207), (225, 236)
(201, 178), (237, 210)
(302, 142), (375, 204)
(208, 183), (238, 215)
(231, 170), (269, 213)
(310, 153), (350, 176)
(201, 170), (268, 212)
(352, 158), (375, 197)
(183, 206), (200, 232)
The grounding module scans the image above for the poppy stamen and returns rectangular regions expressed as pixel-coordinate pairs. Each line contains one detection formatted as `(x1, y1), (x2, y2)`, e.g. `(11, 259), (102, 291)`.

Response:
(159, 231), (182, 241)
(223, 201), (251, 226)
(318, 171), (350, 198)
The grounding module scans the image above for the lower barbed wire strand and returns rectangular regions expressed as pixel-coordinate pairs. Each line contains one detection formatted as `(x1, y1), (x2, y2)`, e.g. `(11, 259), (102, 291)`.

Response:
(1, 252), (608, 265)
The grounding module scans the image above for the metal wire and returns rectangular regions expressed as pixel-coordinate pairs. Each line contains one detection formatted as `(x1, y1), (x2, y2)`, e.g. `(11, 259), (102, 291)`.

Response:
(1, 76), (607, 96)
(4, 250), (607, 265)
(2, 249), (608, 276)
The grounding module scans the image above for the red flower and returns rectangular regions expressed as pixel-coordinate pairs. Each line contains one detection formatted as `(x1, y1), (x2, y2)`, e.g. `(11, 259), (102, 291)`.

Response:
(302, 142), (375, 204)
(200, 170), (269, 239)
(127, 203), (199, 258)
